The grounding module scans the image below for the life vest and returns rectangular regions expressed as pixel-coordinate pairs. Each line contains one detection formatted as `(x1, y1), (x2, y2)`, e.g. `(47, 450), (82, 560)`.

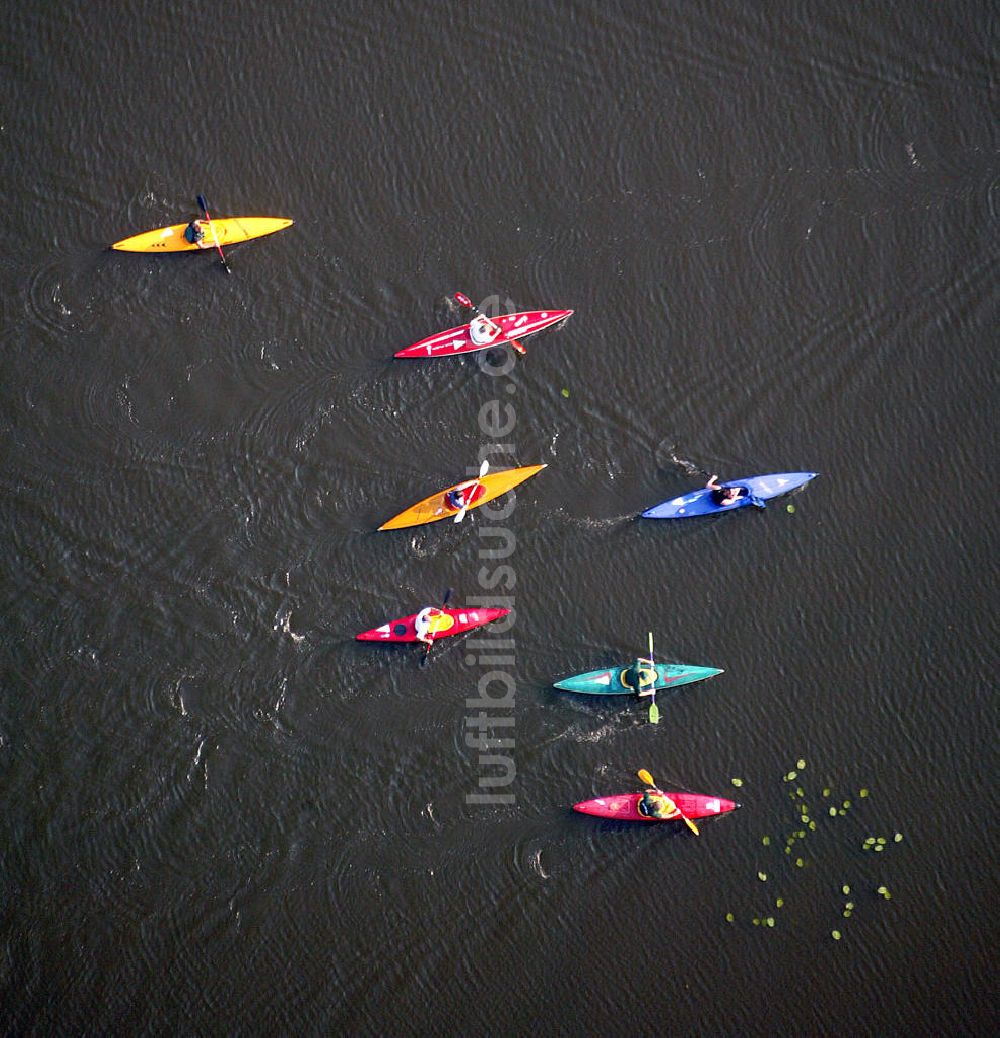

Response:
(469, 316), (501, 345)
(711, 485), (748, 506)
(184, 221), (205, 244)
(414, 607), (437, 639)
(640, 791), (680, 819)
(621, 664), (656, 692)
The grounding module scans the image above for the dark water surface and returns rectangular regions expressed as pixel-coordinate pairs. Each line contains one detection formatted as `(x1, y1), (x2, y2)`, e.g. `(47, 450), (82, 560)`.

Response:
(3, 1), (998, 1033)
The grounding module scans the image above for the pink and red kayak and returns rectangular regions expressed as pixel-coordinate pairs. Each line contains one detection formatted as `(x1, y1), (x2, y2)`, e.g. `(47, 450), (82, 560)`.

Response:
(356, 606), (509, 643)
(395, 310), (573, 359)
(573, 792), (739, 823)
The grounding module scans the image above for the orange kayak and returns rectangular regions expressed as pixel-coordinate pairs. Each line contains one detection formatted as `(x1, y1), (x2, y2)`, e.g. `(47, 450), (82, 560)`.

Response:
(378, 465), (547, 531)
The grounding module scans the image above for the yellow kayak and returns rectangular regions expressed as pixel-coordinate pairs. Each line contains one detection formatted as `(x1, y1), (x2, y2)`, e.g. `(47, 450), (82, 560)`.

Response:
(111, 216), (293, 252)
(378, 465), (547, 531)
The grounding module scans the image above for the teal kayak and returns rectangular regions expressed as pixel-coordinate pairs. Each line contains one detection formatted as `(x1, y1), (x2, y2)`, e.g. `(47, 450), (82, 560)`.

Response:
(554, 662), (723, 695)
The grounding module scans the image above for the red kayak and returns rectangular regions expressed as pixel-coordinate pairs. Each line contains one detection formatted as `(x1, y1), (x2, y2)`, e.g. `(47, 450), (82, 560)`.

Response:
(572, 792), (739, 822)
(356, 606), (510, 643)
(395, 310), (573, 359)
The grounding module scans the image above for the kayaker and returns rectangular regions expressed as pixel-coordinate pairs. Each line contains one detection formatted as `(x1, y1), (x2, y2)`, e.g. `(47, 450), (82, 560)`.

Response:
(445, 480), (480, 511)
(184, 219), (211, 247)
(706, 474), (749, 507)
(414, 606), (442, 647)
(469, 314), (503, 346)
(624, 658), (656, 697)
(639, 787), (680, 820)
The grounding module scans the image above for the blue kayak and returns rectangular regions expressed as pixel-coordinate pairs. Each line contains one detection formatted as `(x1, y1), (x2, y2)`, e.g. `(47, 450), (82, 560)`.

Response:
(641, 472), (818, 519)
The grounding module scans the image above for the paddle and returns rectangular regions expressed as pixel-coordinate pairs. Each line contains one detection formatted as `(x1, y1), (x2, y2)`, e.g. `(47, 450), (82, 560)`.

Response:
(196, 194), (231, 274)
(453, 459), (490, 523)
(420, 587), (453, 667)
(646, 631), (659, 724)
(637, 769), (700, 836)
(454, 292), (525, 355)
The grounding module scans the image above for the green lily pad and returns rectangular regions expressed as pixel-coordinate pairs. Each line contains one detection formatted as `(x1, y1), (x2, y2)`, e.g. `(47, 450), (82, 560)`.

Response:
(785, 771), (797, 782)
(842, 800), (851, 809)
(758, 872), (767, 882)
(787, 504), (796, 514)
(859, 788), (870, 798)
(795, 857), (805, 868)
(832, 930), (841, 940)
(894, 833), (903, 843)
(843, 910), (852, 918)
(752, 918), (760, 926)
(762, 836), (770, 846)
(801, 815), (810, 824)
(874, 844), (884, 852)
(796, 759), (806, 769)
(731, 778), (743, 787)
(765, 917), (775, 927)
(842, 885), (851, 895)
(822, 788), (831, 797)
(775, 898), (784, 908)
(845, 901), (854, 910)
(725, 912), (735, 922)
(809, 820), (817, 831)
(877, 837), (887, 845)
(829, 807), (838, 817)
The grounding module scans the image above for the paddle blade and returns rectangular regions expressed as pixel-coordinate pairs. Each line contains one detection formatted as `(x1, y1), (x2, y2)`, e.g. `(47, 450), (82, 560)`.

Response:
(511, 338), (526, 355)
(454, 291), (473, 307)
(649, 701), (660, 724)
(452, 503), (469, 524)
(441, 587), (453, 607)
(637, 769), (655, 787)
(196, 194), (209, 214)
(682, 814), (700, 836)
